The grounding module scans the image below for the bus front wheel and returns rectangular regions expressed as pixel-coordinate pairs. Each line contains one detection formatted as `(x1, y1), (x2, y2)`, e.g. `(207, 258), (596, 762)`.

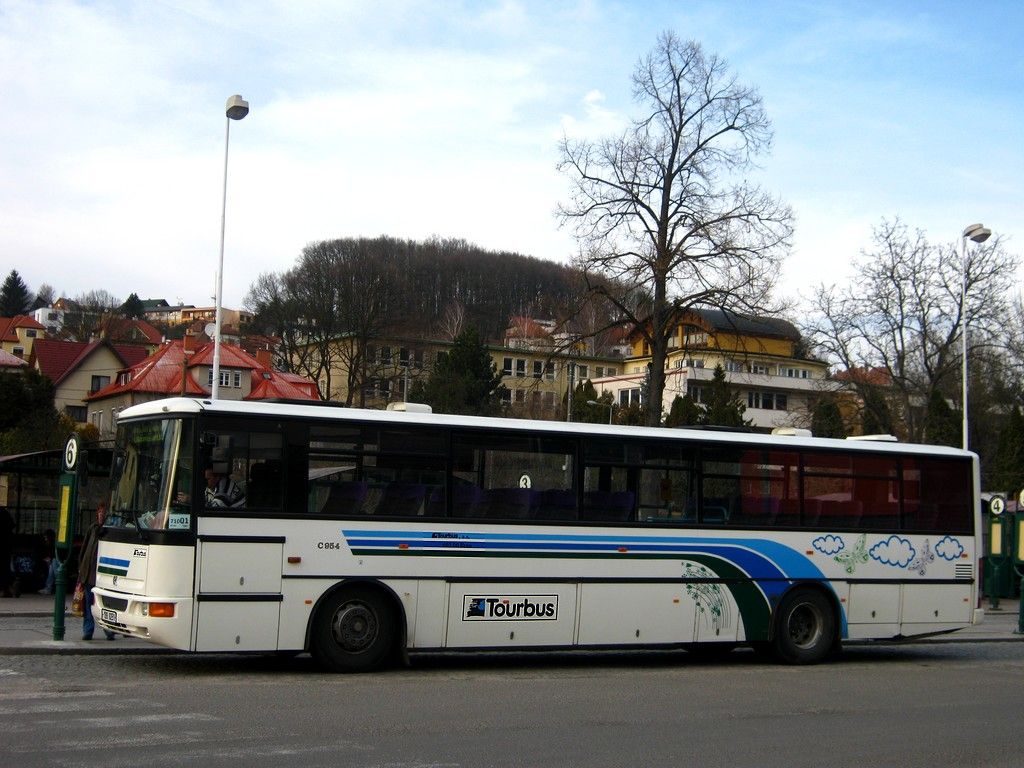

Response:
(311, 587), (395, 673)
(772, 588), (835, 665)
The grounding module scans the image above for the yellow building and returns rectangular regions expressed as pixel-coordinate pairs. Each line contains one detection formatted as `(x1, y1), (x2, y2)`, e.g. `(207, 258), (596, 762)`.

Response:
(313, 333), (623, 420)
(595, 308), (831, 430)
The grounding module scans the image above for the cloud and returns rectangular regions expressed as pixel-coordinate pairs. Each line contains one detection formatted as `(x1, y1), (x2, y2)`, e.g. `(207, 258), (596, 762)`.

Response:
(870, 536), (916, 568)
(812, 535), (845, 555)
(935, 536), (965, 561)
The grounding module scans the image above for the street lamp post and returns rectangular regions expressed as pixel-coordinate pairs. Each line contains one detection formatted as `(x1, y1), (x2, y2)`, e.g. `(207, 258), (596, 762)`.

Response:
(212, 94), (249, 399)
(587, 399), (614, 424)
(960, 222), (992, 450)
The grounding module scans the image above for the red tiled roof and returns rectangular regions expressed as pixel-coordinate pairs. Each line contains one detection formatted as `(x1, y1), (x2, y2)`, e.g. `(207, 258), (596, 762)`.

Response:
(246, 371), (320, 401)
(96, 317), (163, 344)
(87, 340), (318, 402)
(0, 348), (27, 368)
(30, 339), (148, 386)
(0, 315), (46, 343)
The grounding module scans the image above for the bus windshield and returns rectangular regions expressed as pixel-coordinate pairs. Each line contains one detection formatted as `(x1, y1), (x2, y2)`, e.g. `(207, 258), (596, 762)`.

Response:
(109, 417), (194, 531)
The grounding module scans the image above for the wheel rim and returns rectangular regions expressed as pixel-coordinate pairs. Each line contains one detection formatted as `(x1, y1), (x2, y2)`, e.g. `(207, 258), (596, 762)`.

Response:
(786, 601), (824, 650)
(331, 601), (379, 653)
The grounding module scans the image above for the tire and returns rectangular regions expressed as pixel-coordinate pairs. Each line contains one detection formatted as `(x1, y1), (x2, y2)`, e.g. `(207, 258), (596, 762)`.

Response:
(772, 588), (836, 665)
(310, 587), (396, 673)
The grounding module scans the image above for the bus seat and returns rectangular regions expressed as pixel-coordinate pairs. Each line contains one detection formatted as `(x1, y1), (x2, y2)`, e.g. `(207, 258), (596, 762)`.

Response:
(486, 488), (534, 520)
(701, 496), (733, 523)
(246, 460), (281, 508)
(737, 496), (780, 525)
(817, 500), (862, 529)
(376, 482), (426, 516)
(323, 481), (368, 515)
(535, 489), (578, 521)
(584, 490), (634, 522)
(451, 484), (486, 518)
(425, 486), (446, 517)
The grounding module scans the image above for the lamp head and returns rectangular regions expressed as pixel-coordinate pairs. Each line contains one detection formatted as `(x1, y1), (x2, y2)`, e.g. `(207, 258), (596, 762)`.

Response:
(225, 94), (249, 121)
(962, 223), (991, 244)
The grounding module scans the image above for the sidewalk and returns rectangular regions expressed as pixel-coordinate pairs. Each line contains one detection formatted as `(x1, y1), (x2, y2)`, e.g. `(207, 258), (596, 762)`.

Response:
(0, 592), (170, 655)
(1, 591), (1021, 655)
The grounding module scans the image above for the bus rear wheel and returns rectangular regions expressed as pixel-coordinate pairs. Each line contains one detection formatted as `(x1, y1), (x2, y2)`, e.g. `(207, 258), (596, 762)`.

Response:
(311, 588), (395, 673)
(772, 588), (835, 665)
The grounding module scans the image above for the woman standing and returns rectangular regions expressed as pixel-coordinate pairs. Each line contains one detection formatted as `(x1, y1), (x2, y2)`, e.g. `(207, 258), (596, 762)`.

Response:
(78, 502), (115, 640)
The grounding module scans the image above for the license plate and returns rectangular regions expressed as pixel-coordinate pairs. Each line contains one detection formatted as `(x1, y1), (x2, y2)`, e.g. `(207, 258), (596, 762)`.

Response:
(101, 609), (117, 623)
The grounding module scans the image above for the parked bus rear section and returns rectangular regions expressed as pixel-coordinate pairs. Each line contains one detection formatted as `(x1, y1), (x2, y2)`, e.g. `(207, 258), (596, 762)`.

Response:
(92, 397), (982, 671)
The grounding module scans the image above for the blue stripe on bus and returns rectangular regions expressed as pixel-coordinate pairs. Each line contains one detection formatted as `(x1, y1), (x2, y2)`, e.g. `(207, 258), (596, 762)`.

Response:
(342, 529), (828, 581)
(99, 556), (131, 567)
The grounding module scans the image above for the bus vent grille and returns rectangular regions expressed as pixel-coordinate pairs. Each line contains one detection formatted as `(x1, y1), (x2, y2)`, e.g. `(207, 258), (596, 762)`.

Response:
(954, 564), (973, 581)
(100, 596), (129, 611)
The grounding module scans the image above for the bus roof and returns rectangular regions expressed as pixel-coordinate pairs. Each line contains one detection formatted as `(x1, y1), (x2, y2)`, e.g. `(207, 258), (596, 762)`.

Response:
(115, 397), (974, 459)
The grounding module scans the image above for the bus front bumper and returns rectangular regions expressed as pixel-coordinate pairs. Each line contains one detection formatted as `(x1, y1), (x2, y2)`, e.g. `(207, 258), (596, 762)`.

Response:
(91, 586), (194, 650)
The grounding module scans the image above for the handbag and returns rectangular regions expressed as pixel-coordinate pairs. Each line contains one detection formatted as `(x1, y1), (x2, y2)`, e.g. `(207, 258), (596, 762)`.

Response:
(71, 581), (85, 617)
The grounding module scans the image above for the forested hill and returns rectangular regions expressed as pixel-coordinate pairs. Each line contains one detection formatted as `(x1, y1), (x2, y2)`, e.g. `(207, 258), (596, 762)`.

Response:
(247, 236), (595, 341)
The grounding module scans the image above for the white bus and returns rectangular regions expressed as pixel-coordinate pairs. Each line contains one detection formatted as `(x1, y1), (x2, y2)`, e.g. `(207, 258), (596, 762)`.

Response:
(93, 397), (983, 671)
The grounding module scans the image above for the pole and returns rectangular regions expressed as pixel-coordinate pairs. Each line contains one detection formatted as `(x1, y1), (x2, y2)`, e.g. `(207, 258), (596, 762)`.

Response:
(960, 233), (968, 450)
(212, 115), (231, 400)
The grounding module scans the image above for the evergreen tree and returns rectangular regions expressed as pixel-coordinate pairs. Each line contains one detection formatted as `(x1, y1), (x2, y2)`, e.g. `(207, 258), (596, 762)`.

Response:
(420, 327), (505, 416)
(701, 365), (750, 428)
(861, 386), (895, 435)
(992, 407), (1024, 495)
(565, 379), (606, 423)
(665, 394), (703, 427)
(0, 369), (66, 453)
(0, 270), (33, 316)
(121, 292), (145, 319)
(923, 389), (960, 447)
(810, 396), (847, 438)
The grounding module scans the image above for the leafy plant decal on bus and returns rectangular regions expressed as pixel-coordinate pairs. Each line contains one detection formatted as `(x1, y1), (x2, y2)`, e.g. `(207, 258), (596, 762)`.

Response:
(908, 539), (934, 576)
(683, 562), (732, 633)
(812, 535), (845, 556)
(835, 534), (869, 574)
(935, 536), (965, 561)
(869, 535), (915, 568)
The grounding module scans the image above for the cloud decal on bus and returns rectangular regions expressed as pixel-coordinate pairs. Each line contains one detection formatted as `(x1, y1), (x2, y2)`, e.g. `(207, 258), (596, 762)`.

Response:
(869, 535), (916, 568)
(812, 535), (845, 556)
(935, 536), (965, 561)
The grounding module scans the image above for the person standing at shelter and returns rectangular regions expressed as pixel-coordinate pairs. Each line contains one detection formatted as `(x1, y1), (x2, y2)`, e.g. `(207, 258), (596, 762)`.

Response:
(78, 502), (114, 640)
(0, 506), (15, 598)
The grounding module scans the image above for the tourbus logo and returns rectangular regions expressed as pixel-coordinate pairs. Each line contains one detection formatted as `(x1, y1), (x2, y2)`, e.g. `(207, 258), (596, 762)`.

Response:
(463, 595), (558, 621)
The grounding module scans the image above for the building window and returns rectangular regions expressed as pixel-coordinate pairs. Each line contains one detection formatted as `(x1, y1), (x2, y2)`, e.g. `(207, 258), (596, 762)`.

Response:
(749, 363), (769, 375)
(65, 405), (87, 422)
(500, 388), (511, 404)
(12, 347), (24, 358)
(502, 357), (513, 376)
(515, 359), (526, 377)
(26, 329), (36, 338)
(576, 364), (589, 380)
(544, 362), (555, 381)
(619, 388), (642, 407)
(748, 391), (788, 411)
(686, 358), (705, 369)
(724, 360), (744, 373)
(90, 410), (103, 431)
(514, 389), (526, 404)
(207, 369), (239, 388)
(543, 391), (556, 408)
(607, 367), (617, 376)
(687, 383), (706, 403)
(90, 375), (110, 393)
(533, 361), (543, 379)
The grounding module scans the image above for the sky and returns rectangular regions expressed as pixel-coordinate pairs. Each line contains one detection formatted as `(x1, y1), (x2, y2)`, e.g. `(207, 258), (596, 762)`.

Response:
(2, 0), (1022, 311)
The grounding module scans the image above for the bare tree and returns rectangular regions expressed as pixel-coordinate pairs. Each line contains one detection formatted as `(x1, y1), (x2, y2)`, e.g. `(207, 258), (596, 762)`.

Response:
(61, 289), (122, 341)
(558, 32), (793, 425)
(803, 219), (1018, 442)
(247, 240), (397, 404)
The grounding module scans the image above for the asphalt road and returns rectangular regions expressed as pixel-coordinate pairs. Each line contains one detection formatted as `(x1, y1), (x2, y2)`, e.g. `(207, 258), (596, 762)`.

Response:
(4, 643), (1023, 768)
